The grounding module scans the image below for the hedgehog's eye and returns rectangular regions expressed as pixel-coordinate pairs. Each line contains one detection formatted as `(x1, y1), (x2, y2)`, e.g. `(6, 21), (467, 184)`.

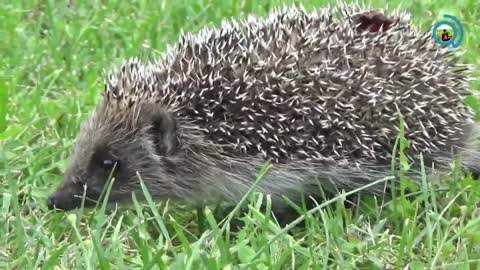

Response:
(102, 159), (114, 167)
(101, 159), (120, 171)
(91, 146), (121, 173)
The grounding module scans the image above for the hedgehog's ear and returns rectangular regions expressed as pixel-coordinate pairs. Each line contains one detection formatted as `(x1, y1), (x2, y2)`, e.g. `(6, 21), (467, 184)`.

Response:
(150, 112), (178, 156)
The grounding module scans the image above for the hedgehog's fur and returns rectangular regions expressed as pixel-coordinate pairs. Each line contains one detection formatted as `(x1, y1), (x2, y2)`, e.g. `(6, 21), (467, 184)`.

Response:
(48, 2), (479, 211)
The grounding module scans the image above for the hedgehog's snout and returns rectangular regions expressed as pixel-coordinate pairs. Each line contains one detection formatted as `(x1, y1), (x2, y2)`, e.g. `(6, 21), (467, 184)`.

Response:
(47, 178), (92, 211)
(46, 194), (56, 210)
(47, 189), (80, 211)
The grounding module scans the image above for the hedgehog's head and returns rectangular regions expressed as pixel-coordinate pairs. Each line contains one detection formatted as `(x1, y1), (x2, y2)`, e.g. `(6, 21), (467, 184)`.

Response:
(47, 100), (180, 211)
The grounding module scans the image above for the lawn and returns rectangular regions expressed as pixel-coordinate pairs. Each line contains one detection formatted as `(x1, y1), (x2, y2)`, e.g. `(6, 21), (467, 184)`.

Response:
(1, 0), (480, 269)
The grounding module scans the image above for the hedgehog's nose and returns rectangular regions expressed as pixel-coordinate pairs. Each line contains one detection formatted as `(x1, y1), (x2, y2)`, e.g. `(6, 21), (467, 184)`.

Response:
(47, 195), (56, 210)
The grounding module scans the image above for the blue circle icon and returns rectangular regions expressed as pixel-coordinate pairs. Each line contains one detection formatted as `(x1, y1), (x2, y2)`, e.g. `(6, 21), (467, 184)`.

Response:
(432, 14), (464, 49)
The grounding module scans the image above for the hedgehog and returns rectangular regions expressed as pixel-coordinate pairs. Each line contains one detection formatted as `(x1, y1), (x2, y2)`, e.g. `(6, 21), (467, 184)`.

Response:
(47, 2), (479, 212)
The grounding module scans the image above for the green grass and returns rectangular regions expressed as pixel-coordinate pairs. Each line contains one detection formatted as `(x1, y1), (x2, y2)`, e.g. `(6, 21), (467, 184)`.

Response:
(2, 0), (480, 269)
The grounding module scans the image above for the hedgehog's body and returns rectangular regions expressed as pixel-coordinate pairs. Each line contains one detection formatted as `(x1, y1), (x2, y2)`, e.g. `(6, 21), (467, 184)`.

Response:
(48, 3), (479, 211)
